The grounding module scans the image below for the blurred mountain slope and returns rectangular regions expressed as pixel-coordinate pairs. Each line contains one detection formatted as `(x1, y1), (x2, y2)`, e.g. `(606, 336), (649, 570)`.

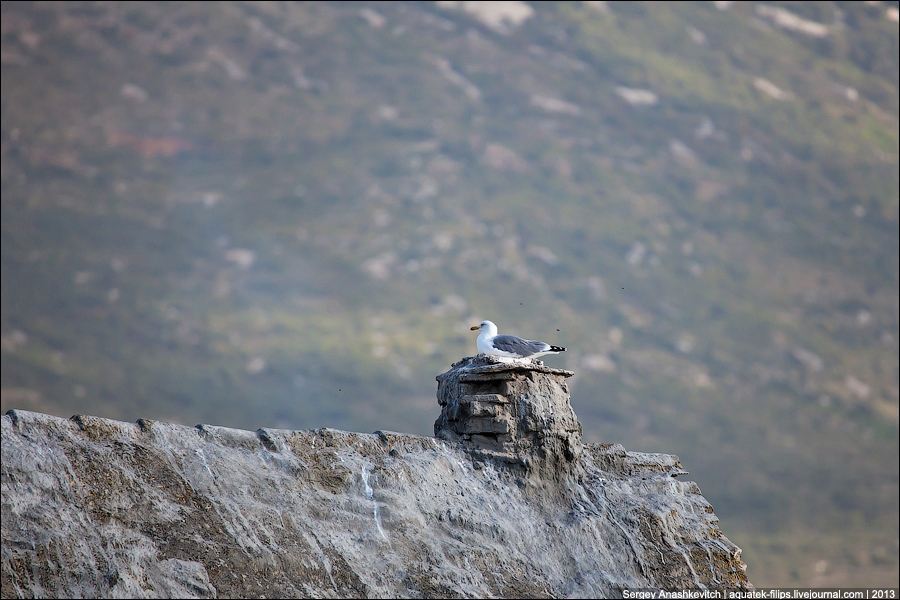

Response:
(1, 0), (897, 587)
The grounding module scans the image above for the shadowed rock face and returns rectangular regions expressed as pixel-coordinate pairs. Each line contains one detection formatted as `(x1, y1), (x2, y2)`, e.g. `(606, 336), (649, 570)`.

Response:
(1, 360), (750, 598)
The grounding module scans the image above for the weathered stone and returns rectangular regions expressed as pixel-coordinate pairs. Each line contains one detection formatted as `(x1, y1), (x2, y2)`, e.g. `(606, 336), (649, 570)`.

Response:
(461, 393), (508, 404)
(435, 355), (583, 481)
(463, 400), (498, 417)
(468, 434), (508, 453)
(1, 357), (750, 597)
(458, 415), (512, 435)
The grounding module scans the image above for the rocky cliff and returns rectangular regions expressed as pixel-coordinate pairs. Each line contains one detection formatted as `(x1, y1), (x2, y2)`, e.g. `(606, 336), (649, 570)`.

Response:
(1, 357), (749, 598)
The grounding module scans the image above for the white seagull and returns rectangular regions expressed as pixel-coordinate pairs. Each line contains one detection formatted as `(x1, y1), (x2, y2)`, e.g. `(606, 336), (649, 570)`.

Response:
(470, 320), (566, 360)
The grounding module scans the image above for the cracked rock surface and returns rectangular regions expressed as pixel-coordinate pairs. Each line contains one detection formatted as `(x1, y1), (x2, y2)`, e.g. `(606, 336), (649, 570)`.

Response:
(435, 355), (583, 480)
(1, 358), (749, 598)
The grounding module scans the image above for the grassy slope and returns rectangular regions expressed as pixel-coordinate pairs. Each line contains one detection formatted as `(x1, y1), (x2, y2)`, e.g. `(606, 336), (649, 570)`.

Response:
(1, 1), (897, 586)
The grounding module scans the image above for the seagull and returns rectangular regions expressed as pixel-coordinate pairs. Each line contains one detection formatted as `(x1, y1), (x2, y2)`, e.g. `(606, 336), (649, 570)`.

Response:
(469, 320), (566, 360)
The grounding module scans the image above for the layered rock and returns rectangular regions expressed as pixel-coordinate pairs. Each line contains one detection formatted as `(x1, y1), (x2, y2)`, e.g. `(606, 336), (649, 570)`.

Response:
(1, 359), (750, 598)
(435, 355), (582, 481)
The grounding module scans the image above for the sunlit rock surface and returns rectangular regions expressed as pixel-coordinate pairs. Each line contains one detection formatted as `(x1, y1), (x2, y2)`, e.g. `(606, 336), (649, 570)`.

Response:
(1, 359), (749, 598)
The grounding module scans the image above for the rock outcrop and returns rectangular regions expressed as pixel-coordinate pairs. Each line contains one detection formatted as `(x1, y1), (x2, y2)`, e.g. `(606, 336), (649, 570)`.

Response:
(435, 356), (583, 483)
(1, 358), (749, 598)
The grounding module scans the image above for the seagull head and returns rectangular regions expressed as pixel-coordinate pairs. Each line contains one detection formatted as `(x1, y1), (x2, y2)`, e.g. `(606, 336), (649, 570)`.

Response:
(470, 320), (498, 336)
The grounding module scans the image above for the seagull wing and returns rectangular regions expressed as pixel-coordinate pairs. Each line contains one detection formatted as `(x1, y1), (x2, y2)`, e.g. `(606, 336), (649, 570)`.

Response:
(491, 335), (551, 357)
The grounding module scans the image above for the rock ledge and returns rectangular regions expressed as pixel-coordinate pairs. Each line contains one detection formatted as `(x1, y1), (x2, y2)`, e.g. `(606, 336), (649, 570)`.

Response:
(435, 355), (582, 480)
(1, 361), (750, 598)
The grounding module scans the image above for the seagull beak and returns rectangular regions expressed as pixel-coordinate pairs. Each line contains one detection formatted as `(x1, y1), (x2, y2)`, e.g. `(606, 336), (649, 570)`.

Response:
(470, 325), (480, 331)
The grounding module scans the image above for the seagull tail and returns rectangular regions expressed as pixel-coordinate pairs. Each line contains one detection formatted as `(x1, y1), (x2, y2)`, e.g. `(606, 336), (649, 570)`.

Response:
(549, 345), (566, 353)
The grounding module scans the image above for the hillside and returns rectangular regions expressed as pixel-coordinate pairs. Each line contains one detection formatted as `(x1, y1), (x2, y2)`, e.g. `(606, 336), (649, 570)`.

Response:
(1, 1), (897, 586)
